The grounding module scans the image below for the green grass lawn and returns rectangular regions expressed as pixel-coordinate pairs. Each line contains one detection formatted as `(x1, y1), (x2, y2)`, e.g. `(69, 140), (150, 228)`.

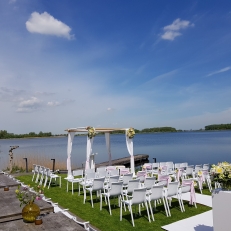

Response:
(15, 174), (212, 231)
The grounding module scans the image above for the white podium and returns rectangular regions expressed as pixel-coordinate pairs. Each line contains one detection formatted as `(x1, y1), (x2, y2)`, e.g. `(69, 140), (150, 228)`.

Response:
(212, 189), (231, 231)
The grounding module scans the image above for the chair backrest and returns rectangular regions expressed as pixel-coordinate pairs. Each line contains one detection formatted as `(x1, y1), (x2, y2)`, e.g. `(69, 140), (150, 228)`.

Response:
(152, 163), (159, 168)
(175, 163), (181, 169)
(144, 177), (156, 190)
(186, 165), (194, 175)
(108, 175), (120, 188)
(33, 164), (39, 173)
(109, 169), (119, 176)
(110, 182), (123, 196)
(180, 162), (188, 168)
(73, 170), (83, 178)
(143, 163), (152, 170)
(167, 182), (179, 197)
(85, 169), (95, 175)
(120, 168), (130, 176)
(149, 185), (164, 201)
(97, 167), (106, 172)
(97, 170), (107, 178)
(181, 179), (193, 193)
(40, 166), (45, 174)
(202, 164), (210, 171)
(106, 166), (116, 171)
(122, 173), (133, 185)
(195, 165), (202, 173)
(159, 162), (167, 167)
(131, 188), (147, 205)
(166, 162), (174, 169)
(85, 172), (96, 181)
(136, 171), (146, 183)
(92, 177), (105, 191)
(126, 179), (140, 194)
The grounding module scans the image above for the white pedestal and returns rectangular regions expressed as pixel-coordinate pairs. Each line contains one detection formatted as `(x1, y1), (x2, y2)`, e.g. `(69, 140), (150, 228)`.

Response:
(212, 189), (231, 231)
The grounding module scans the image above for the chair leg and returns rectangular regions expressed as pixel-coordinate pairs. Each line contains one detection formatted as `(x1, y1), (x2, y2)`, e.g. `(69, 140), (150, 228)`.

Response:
(130, 204), (135, 227)
(90, 191), (94, 208)
(148, 200), (154, 221)
(100, 192), (102, 211)
(48, 178), (52, 189)
(108, 196), (112, 215)
(145, 202), (151, 223)
(120, 201), (123, 221)
(162, 198), (169, 217)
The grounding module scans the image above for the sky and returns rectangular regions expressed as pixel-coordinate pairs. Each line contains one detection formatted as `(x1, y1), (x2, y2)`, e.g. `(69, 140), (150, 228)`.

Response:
(0, 0), (231, 134)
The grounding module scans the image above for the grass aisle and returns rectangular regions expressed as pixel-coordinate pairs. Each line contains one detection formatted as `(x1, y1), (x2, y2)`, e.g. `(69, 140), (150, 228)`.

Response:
(16, 174), (211, 231)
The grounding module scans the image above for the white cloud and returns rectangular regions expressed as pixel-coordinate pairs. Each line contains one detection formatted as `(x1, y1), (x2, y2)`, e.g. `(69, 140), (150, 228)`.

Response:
(161, 18), (194, 41)
(17, 97), (42, 112)
(161, 31), (181, 41)
(206, 66), (231, 77)
(26, 12), (74, 40)
(47, 99), (75, 107)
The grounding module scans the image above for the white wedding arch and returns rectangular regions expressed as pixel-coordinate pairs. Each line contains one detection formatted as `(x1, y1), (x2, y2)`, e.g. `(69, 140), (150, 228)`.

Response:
(65, 127), (135, 179)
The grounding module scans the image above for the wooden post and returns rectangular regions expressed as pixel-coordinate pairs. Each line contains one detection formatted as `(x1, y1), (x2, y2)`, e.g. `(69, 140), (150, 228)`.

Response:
(9, 146), (19, 173)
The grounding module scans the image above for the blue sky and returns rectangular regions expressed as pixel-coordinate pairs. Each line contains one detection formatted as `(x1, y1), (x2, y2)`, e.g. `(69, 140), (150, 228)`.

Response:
(0, 0), (231, 134)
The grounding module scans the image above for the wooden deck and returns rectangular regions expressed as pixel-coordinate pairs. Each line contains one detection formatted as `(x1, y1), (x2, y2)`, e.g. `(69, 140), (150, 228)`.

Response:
(0, 212), (86, 231)
(0, 185), (54, 223)
(95, 154), (149, 168)
(0, 174), (20, 188)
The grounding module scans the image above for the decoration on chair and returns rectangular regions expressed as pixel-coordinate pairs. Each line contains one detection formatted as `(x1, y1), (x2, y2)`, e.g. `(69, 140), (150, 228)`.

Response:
(126, 128), (135, 139)
(86, 126), (96, 139)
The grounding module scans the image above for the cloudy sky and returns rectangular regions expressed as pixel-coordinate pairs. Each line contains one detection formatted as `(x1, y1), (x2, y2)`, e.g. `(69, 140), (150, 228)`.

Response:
(0, 0), (231, 134)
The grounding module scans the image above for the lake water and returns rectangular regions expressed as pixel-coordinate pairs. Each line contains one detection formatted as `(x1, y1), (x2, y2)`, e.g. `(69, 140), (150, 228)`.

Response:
(0, 131), (231, 170)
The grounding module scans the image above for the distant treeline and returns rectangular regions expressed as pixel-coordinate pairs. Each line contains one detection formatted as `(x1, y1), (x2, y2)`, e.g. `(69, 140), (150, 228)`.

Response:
(109, 127), (177, 134)
(205, 124), (231, 130)
(0, 130), (52, 139)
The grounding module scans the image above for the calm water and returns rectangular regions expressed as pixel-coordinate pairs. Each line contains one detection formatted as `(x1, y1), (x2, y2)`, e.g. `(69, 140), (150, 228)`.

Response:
(0, 131), (231, 170)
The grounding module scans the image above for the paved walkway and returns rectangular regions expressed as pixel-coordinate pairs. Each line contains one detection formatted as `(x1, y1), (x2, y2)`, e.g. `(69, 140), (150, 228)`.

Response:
(162, 193), (213, 231)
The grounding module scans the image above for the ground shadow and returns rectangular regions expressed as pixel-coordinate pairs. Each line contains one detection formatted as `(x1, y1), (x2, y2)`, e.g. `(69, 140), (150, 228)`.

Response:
(194, 224), (213, 231)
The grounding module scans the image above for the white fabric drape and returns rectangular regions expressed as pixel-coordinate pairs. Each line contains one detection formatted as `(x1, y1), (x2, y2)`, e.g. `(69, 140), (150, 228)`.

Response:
(105, 132), (112, 166)
(85, 136), (94, 170)
(125, 129), (135, 174)
(67, 132), (75, 179)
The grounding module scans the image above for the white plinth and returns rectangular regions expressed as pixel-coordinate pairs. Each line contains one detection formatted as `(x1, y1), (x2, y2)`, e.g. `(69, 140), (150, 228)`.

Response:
(212, 189), (231, 231)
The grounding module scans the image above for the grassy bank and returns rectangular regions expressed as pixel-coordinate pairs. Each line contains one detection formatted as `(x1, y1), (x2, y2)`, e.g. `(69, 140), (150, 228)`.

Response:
(15, 174), (212, 231)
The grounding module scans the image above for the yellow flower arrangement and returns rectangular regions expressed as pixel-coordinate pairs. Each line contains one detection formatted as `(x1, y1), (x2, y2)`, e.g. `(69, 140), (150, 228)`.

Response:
(210, 162), (231, 189)
(86, 126), (96, 139)
(127, 128), (135, 139)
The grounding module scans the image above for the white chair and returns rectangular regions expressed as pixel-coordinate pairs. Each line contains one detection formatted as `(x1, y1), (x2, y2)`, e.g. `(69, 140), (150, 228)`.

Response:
(120, 168), (130, 176)
(183, 165), (194, 179)
(136, 171), (146, 184)
(147, 185), (169, 220)
(47, 169), (61, 189)
(159, 162), (167, 167)
(165, 182), (184, 216)
(39, 166), (46, 185)
(143, 177), (156, 190)
(166, 162), (174, 171)
(121, 173), (133, 187)
(122, 179), (140, 201)
(32, 164), (39, 182)
(181, 179), (197, 209)
(109, 169), (119, 176)
(150, 163), (159, 175)
(194, 165), (202, 178)
(97, 170), (108, 178)
(174, 163), (181, 170)
(84, 177), (105, 208)
(66, 169), (84, 195)
(102, 181), (123, 215)
(35, 165), (42, 183)
(105, 175), (120, 190)
(203, 164), (210, 171)
(97, 166), (106, 172)
(180, 162), (188, 169)
(120, 188), (151, 227)
(85, 169), (95, 175)
(79, 172), (96, 195)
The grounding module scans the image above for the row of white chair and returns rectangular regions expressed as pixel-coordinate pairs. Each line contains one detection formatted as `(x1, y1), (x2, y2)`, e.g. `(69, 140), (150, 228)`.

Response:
(32, 164), (61, 189)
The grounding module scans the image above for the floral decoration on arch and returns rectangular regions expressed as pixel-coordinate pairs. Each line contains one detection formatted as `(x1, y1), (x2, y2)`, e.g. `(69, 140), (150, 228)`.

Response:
(127, 128), (135, 139)
(86, 126), (96, 139)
